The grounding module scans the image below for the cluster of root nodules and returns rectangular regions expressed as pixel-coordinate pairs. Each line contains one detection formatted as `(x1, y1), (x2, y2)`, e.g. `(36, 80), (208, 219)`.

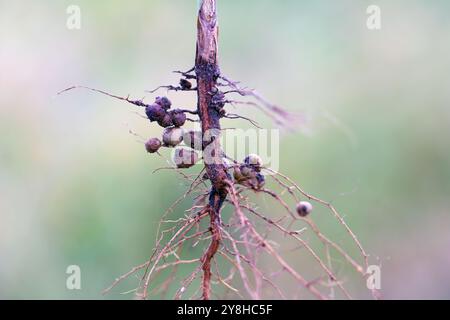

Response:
(60, 68), (376, 300)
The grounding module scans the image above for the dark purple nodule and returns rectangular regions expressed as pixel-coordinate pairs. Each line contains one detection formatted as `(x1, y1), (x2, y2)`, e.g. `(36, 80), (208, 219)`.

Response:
(171, 110), (187, 127)
(146, 104), (166, 122)
(145, 138), (162, 154)
(158, 114), (174, 128)
(180, 78), (193, 90)
(155, 96), (172, 110)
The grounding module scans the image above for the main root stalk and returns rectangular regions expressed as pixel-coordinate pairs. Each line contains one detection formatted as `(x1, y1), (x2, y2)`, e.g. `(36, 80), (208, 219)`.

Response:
(195, 0), (228, 300)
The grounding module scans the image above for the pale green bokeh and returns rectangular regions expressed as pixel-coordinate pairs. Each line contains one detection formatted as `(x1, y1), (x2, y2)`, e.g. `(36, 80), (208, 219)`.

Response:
(0, 0), (449, 299)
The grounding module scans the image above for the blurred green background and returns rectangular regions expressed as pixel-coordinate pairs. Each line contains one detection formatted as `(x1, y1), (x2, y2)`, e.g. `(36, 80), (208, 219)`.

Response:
(1, 0), (449, 299)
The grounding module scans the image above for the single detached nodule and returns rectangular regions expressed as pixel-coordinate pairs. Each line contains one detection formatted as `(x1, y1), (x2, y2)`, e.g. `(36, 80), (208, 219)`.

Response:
(61, 0), (372, 301)
(296, 201), (313, 217)
(145, 137), (162, 154)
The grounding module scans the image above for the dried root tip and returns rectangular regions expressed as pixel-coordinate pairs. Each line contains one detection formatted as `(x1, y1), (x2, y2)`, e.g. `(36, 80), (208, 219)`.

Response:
(296, 201), (313, 217)
(163, 127), (184, 147)
(57, 85), (147, 108)
(145, 138), (162, 154)
(173, 148), (199, 169)
(174, 69), (197, 80)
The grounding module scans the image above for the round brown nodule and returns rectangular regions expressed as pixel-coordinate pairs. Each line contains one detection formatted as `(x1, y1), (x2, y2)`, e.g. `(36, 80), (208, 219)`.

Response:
(145, 138), (162, 154)
(296, 201), (313, 217)
(171, 110), (187, 127)
(158, 114), (174, 128)
(173, 148), (199, 169)
(146, 104), (166, 122)
(155, 96), (172, 110)
(180, 78), (192, 90)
